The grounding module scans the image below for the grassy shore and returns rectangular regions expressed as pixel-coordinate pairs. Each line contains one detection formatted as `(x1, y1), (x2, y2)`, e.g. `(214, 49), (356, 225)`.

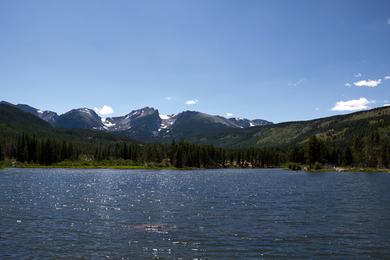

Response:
(16, 165), (179, 170)
(1, 160), (389, 173)
(283, 162), (390, 173)
(4, 163), (177, 170)
(0, 160), (195, 170)
(309, 167), (390, 173)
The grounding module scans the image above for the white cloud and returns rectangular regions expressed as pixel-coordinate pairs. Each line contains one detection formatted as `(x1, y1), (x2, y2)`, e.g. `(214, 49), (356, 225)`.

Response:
(384, 104), (390, 107)
(185, 99), (199, 106)
(226, 113), (234, 117)
(165, 96), (173, 101)
(331, 97), (372, 111)
(345, 83), (352, 87)
(354, 73), (362, 77)
(353, 79), (382, 88)
(94, 105), (114, 116)
(315, 107), (320, 111)
(288, 78), (305, 87)
(385, 76), (390, 80)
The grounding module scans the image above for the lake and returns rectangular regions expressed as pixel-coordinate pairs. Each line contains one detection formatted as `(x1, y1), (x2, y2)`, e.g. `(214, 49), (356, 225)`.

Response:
(0, 168), (390, 259)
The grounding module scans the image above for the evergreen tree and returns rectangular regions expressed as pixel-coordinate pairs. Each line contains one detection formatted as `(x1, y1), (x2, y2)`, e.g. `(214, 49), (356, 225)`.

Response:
(343, 147), (353, 166)
(305, 136), (321, 166)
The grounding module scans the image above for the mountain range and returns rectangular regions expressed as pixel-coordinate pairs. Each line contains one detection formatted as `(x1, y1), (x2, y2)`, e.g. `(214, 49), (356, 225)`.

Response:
(1, 101), (389, 149)
(0, 101), (272, 142)
(191, 106), (390, 148)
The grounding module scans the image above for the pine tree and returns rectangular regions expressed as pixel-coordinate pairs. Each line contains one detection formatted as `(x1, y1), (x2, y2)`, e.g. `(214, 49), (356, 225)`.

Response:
(0, 143), (3, 161)
(343, 147), (353, 166)
(305, 135), (321, 166)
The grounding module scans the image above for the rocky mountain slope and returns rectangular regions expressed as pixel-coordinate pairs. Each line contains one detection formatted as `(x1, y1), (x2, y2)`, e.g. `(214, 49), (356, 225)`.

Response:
(187, 106), (390, 148)
(1, 101), (59, 125)
(0, 103), (133, 144)
(1, 101), (389, 150)
(1, 101), (272, 142)
(54, 108), (104, 130)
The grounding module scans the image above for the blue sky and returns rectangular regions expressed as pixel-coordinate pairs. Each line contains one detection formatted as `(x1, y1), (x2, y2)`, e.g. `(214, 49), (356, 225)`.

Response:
(0, 0), (389, 122)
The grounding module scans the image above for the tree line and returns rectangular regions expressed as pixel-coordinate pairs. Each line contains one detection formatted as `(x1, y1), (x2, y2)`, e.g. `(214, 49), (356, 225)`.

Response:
(0, 132), (388, 168)
(287, 133), (389, 168)
(0, 133), (282, 168)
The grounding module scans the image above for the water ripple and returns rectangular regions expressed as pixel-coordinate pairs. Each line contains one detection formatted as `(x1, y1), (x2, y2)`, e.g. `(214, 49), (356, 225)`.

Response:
(0, 168), (390, 258)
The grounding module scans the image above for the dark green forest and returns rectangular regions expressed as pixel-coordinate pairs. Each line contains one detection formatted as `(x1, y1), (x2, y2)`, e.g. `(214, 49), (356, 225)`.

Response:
(0, 131), (388, 169)
(0, 133), (282, 168)
(0, 103), (389, 169)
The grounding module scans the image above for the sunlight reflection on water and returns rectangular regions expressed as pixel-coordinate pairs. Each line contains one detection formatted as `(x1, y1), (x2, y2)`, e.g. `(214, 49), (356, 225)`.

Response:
(0, 168), (390, 258)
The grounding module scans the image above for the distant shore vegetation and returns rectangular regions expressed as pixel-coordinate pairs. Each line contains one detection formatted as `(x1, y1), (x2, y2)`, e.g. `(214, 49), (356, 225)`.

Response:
(0, 132), (389, 172)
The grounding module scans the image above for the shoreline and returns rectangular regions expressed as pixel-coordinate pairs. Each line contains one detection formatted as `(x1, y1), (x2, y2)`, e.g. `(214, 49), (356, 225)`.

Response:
(1, 164), (389, 173)
(0, 164), (186, 171)
(286, 167), (390, 174)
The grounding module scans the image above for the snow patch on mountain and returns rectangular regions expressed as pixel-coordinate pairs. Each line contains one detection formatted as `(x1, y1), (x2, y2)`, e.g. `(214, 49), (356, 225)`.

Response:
(158, 114), (176, 132)
(102, 118), (116, 128)
(159, 114), (170, 120)
(79, 108), (93, 115)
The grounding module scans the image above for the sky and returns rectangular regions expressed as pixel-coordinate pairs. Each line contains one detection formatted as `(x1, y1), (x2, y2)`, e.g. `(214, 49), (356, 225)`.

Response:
(0, 0), (389, 123)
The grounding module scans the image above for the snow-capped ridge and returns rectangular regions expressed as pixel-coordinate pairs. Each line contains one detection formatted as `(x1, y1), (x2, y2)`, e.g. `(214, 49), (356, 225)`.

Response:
(159, 114), (171, 120)
(2, 101), (273, 140)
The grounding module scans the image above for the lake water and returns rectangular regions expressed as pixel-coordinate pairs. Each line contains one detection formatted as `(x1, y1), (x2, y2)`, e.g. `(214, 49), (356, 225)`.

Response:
(0, 168), (390, 259)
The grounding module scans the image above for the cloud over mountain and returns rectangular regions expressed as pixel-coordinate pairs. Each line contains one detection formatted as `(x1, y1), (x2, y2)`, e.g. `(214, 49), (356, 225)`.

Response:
(94, 105), (114, 116)
(353, 79), (381, 88)
(185, 99), (199, 106)
(331, 97), (371, 111)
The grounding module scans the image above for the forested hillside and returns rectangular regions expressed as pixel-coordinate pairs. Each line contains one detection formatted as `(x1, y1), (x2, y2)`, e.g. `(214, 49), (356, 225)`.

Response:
(0, 104), (132, 143)
(188, 106), (390, 148)
(0, 103), (281, 168)
(0, 103), (389, 169)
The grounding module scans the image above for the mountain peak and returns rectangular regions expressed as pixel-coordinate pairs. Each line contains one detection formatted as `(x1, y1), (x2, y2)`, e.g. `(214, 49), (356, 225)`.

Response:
(55, 108), (103, 129)
(1, 102), (59, 126)
(75, 107), (98, 115)
(2, 101), (273, 141)
(127, 107), (158, 118)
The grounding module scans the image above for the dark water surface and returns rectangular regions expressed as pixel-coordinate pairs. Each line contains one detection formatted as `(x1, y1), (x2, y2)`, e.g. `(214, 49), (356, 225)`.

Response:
(1, 168), (390, 259)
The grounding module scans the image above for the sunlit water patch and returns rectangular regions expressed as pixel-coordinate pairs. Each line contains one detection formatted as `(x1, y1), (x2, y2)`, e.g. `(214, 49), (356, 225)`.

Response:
(1, 168), (390, 258)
